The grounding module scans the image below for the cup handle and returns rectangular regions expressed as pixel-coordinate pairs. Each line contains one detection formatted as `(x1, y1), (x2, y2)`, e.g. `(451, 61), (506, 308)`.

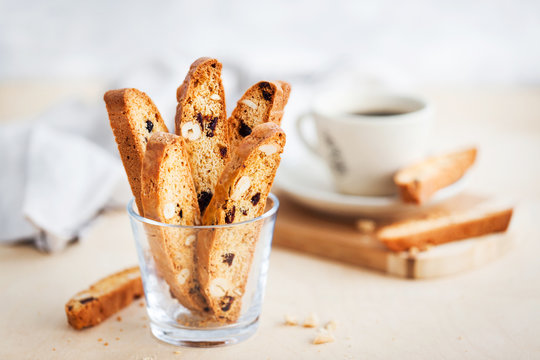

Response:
(295, 112), (321, 156)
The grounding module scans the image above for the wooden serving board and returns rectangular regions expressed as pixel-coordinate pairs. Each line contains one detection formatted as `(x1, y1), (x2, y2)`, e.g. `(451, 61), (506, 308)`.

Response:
(272, 193), (515, 279)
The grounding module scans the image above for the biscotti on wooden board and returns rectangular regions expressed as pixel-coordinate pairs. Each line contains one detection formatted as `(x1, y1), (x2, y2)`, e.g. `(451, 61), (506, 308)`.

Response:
(175, 57), (230, 215)
(198, 123), (286, 322)
(229, 81), (290, 151)
(65, 267), (143, 330)
(377, 203), (513, 252)
(104, 88), (169, 213)
(141, 132), (208, 312)
(394, 147), (477, 204)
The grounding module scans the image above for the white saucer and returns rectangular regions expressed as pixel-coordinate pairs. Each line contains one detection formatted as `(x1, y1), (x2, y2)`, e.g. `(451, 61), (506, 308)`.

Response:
(274, 151), (467, 218)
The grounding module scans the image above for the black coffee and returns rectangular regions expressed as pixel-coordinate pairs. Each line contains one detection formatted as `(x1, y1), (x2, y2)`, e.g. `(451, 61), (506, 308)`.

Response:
(351, 110), (408, 117)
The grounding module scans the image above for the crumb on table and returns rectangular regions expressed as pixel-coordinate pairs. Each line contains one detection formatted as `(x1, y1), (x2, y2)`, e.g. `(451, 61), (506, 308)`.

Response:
(324, 320), (337, 331)
(356, 219), (376, 234)
(313, 329), (335, 345)
(303, 312), (319, 328)
(284, 314), (298, 326)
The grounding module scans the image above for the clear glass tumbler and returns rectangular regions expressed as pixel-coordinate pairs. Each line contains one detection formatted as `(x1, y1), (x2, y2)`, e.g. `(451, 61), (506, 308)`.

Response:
(127, 193), (279, 347)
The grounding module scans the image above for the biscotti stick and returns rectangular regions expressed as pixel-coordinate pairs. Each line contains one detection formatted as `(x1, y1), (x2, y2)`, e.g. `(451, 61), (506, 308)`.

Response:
(104, 88), (168, 213)
(229, 80), (290, 150)
(198, 122), (286, 322)
(394, 147), (477, 204)
(175, 57), (230, 215)
(65, 267), (143, 330)
(377, 203), (513, 252)
(141, 132), (208, 312)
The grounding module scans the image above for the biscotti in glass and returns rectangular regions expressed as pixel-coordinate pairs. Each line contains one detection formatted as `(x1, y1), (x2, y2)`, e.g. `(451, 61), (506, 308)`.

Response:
(128, 194), (279, 347)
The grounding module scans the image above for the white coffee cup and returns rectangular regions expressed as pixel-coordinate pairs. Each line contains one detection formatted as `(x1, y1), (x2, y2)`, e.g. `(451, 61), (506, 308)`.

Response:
(296, 91), (433, 196)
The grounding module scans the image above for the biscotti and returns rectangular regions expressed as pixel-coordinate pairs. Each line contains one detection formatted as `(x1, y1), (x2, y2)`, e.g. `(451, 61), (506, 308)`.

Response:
(198, 122), (286, 322)
(65, 266), (143, 330)
(104, 88), (169, 213)
(141, 132), (207, 312)
(175, 57), (230, 215)
(377, 203), (513, 252)
(229, 81), (290, 150)
(394, 147), (477, 204)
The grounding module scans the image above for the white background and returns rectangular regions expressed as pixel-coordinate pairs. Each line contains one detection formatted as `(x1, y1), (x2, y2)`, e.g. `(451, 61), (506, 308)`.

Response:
(1, 0), (539, 84)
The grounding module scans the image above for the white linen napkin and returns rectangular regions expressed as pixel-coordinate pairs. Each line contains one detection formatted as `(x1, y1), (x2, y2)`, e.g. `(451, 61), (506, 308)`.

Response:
(0, 99), (125, 252)
(23, 125), (123, 252)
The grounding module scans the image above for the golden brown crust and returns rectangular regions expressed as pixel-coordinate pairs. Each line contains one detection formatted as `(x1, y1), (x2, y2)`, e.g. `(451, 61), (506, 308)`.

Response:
(174, 57), (230, 216)
(394, 147), (477, 204)
(229, 81), (291, 150)
(104, 88), (168, 213)
(141, 132), (207, 312)
(198, 123), (286, 322)
(65, 267), (143, 330)
(377, 207), (513, 252)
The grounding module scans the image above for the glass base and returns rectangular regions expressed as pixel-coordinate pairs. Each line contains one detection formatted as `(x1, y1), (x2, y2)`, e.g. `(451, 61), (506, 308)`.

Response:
(149, 317), (259, 347)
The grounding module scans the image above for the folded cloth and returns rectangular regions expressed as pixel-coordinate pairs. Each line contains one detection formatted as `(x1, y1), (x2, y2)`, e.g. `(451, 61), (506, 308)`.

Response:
(0, 122), (35, 242)
(0, 99), (124, 252)
(23, 125), (123, 252)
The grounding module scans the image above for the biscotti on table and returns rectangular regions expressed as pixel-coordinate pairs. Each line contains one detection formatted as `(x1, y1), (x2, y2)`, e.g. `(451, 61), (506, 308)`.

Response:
(65, 267), (143, 330)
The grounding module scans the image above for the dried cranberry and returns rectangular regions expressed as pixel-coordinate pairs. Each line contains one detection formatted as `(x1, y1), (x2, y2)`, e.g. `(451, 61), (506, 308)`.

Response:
(79, 297), (96, 305)
(219, 146), (228, 158)
(206, 117), (218, 137)
(238, 120), (252, 137)
(220, 296), (234, 312)
(225, 206), (236, 224)
(251, 193), (261, 206)
(196, 113), (204, 128)
(259, 82), (274, 101)
(222, 253), (235, 266)
(198, 191), (213, 214)
(145, 120), (154, 132)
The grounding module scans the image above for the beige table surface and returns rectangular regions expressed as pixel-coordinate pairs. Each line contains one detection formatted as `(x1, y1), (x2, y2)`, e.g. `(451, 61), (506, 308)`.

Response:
(1, 82), (539, 359)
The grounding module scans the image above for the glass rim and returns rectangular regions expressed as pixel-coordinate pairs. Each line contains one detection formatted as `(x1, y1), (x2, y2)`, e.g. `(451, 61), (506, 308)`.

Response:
(127, 193), (280, 229)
